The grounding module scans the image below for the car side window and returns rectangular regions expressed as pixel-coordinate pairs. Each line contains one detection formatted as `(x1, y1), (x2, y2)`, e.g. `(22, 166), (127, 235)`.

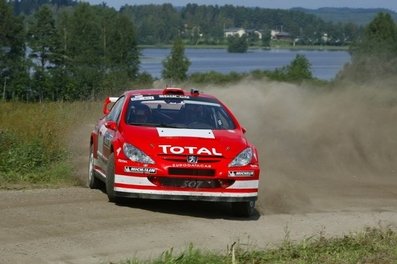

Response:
(215, 108), (235, 129)
(106, 96), (125, 123)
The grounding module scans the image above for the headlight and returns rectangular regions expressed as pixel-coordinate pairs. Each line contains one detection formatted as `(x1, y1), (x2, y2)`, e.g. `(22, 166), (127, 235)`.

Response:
(123, 143), (155, 164)
(229, 147), (253, 167)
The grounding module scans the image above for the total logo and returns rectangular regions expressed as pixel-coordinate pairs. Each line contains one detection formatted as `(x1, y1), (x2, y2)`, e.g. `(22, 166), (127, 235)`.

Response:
(159, 145), (222, 156)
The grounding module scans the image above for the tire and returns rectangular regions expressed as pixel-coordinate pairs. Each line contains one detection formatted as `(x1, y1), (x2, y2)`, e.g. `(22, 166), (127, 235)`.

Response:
(87, 145), (101, 189)
(231, 201), (255, 218)
(106, 153), (118, 203)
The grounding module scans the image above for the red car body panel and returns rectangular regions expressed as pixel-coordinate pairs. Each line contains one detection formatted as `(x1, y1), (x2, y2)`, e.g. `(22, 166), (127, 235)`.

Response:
(90, 88), (260, 202)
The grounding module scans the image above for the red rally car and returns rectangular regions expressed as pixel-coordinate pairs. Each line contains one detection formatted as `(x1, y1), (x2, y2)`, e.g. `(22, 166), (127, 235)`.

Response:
(88, 87), (260, 217)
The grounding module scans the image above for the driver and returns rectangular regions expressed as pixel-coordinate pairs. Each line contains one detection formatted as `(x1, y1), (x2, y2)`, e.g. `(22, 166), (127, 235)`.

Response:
(132, 104), (151, 123)
(184, 103), (208, 124)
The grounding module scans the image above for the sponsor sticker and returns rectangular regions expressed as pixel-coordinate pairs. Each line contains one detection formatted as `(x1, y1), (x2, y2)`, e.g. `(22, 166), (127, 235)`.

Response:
(159, 95), (190, 99)
(157, 128), (215, 139)
(172, 163), (212, 168)
(125, 167), (156, 174)
(228, 171), (254, 177)
(131, 96), (154, 101)
(159, 144), (221, 155)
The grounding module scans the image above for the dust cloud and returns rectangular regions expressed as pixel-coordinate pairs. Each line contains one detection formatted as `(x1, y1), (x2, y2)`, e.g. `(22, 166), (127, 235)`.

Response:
(205, 78), (397, 214)
(66, 102), (102, 186)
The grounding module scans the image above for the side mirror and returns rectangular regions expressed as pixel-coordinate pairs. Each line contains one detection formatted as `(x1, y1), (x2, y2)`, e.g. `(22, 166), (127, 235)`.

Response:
(103, 97), (118, 115)
(103, 97), (112, 115)
(105, 120), (117, 131)
(242, 127), (247, 134)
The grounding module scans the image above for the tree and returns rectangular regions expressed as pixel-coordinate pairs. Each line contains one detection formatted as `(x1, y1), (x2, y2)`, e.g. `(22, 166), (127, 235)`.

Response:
(106, 14), (140, 79)
(162, 38), (191, 82)
(2, 1), (142, 102)
(338, 12), (397, 82)
(261, 29), (271, 48)
(268, 54), (313, 82)
(227, 35), (248, 53)
(27, 5), (61, 100)
(52, 10), (75, 101)
(67, 3), (103, 99)
(58, 4), (141, 99)
(353, 12), (397, 58)
(0, 0), (28, 101)
(286, 54), (312, 81)
(121, 4), (180, 44)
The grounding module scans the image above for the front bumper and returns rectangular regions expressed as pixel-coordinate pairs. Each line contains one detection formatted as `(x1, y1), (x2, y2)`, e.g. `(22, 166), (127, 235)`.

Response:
(114, 174), (258, 202)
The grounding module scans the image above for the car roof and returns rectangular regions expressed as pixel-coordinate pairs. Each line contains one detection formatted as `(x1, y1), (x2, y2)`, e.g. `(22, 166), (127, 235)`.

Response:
(122, 87), (218, 100)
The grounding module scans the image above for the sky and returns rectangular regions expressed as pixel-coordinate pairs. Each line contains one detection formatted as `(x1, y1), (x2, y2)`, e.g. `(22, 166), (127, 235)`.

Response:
(86, 0), (397, 12)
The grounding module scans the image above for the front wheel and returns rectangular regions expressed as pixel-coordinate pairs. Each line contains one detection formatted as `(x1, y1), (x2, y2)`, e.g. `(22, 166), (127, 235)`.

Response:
(88, 145), (101, 189)
(106, 153), (118, 203)
(231, 201), (255, 217)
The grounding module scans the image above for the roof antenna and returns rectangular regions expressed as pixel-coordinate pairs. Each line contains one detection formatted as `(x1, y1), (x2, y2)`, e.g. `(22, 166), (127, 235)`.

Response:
(190, 88), (200, 96)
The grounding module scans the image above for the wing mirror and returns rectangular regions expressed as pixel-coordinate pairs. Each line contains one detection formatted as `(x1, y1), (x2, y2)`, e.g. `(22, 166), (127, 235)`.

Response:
(105, 121), (117, 131)
(242, 127), (247, 134)
(103, 97), (119, 115)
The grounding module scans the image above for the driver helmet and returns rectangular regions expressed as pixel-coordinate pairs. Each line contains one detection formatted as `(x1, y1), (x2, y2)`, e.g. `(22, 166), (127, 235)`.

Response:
(134, 104), (151, 123)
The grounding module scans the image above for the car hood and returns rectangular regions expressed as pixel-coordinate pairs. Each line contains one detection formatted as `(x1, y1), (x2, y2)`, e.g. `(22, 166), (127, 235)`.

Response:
(122, 126), (248, 159)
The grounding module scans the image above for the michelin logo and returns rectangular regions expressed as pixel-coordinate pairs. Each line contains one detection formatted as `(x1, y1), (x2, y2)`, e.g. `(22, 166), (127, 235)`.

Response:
(228, 171), (254, 177)
(125, 167), (156, 174)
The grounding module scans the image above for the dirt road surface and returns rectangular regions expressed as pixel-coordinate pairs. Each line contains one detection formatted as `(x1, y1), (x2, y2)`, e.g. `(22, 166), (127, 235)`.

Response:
(1, 187), (397, 264)
(1, 81), (397, 263)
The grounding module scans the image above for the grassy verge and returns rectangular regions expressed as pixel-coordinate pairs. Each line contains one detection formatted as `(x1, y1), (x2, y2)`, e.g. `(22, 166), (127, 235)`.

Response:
(188, 70), (329, 87)
(0, 101), (100, 189)
(122, 227), (397, 264)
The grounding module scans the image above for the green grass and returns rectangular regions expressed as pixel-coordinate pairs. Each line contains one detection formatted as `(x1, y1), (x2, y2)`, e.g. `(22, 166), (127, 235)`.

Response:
(121, 227), (397, 264)
(241, 227), (397, 264)
(0, 161), (79, 189)
(0, 101), (100, 189)
(188, 68), (330, 86)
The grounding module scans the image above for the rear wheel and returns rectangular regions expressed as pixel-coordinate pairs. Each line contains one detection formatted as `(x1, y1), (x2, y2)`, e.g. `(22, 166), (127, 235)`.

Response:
(231, 201), (255, 217)
(106, 153), (118, 203)
(87, 145), (101, 189)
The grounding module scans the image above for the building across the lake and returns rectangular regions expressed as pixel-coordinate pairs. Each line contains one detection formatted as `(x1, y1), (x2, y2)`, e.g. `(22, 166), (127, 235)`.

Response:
(271, 30), (292, 40)
(224, 28), (263, 39)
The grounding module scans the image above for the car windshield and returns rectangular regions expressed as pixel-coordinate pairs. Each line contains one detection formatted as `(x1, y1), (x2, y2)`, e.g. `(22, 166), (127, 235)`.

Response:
(125, 95), (236, 129)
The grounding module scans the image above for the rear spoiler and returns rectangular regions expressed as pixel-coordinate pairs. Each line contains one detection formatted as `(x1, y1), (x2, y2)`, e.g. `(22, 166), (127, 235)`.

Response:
(103, 96), (119, 115)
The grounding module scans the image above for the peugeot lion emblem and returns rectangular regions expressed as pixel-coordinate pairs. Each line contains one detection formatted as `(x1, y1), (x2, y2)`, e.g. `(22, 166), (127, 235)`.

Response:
(187, 155), (198, 163)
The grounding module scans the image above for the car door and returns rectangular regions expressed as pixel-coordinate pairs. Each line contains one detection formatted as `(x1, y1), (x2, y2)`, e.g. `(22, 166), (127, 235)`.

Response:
(97, 96), (125, 171)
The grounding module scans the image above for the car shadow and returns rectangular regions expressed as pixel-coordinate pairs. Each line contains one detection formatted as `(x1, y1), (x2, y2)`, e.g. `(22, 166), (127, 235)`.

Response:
(95, 183), (260, 220)
(115, 198), (261, 221)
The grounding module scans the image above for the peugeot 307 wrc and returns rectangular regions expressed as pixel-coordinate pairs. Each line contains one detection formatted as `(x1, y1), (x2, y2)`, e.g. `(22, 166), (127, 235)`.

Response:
(88, 87), (260, 217)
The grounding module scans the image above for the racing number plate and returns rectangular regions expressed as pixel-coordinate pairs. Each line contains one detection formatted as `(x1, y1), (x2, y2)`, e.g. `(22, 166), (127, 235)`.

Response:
(181, 180), (204, 188)
(158, 178), (219, 188)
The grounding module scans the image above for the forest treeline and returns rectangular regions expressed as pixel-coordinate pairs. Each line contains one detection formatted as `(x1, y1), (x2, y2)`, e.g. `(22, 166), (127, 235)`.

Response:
(294, 7), (397, 25)
(10, 0), (363, 46)
(121, 4), (362, 46)
(1, 0), (397, 102)
(2, 0), (141, 101)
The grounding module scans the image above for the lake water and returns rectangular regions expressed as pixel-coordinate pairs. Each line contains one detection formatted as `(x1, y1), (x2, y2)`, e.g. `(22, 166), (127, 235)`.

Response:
(140, 48), (351, 81)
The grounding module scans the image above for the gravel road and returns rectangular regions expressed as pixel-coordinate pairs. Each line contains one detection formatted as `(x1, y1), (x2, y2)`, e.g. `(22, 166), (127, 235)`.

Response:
(1, 187), (397, 264)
